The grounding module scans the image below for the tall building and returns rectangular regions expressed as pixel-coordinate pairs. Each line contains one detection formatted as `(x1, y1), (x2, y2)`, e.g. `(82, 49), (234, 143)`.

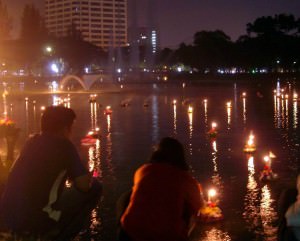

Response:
(45, 0), (128, 49)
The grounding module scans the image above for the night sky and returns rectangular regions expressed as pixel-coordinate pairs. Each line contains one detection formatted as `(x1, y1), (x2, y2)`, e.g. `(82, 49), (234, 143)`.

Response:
(6, 0), (300, 48)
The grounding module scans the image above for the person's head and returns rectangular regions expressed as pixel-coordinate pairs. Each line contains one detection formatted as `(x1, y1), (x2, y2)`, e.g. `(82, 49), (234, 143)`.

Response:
(41, 106), (76, 138)
(150, 137), (188, 170)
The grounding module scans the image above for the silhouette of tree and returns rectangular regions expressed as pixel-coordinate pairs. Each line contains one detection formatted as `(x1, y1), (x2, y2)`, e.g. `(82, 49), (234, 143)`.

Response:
(0, 0), (12, 40)
(276, 14), (298, 34)
(20, 4), (47, 41)
(192, 30), (233, 70)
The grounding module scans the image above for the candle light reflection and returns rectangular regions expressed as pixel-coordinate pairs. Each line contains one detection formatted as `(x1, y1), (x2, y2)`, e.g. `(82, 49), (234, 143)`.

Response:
(201, 228), (231, 241)
(260, 185), (278, 239)
(188, 107), (193, 155)
(243, 156), (260, 235)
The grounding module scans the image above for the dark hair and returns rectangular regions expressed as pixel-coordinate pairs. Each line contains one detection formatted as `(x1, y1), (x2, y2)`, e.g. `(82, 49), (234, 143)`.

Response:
(150, 137), (189, 170)
(41, 106), (76, 134)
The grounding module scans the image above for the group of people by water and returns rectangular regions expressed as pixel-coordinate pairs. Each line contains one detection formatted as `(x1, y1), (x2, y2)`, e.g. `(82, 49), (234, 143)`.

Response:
(0, 105), (299, 241)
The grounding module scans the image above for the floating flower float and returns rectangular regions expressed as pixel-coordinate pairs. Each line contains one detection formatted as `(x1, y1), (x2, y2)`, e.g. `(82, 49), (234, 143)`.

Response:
(120, 100), (130, 107)
(198, 188), (224, 223)
(243, 133), (256, 153)
(0, 118), (19, 138)
(104, 106), (112, 115)
(0, 117), (20, 165)
(81, 129), (100, 146)
(89, 94), (97, 103)
(208, 122), (217, 139)
(259, 153), (278, 182)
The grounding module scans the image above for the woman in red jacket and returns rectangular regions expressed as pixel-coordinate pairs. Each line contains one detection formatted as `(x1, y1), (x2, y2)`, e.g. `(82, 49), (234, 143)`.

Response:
(118, 137), (204, 241)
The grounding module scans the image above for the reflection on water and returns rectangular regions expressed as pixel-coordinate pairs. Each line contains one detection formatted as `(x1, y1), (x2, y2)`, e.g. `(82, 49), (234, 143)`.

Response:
(243, 155), (278, 240)
(104, 114), (114, 178)
(90, 102), (98, 130)
(242, 97), (247, 124)
(226, 101), (231, 129)
(293, 100), (298, 129)
(260, 185), (277, 241)
(25, 97), (29, 136)
(3, 82), (300, 241)
(211, 140), (223, 197)
(151, 95), (159, 143)
(203, 99), (208, 127)
(173, 101), (177, 135)
(243, 156), (260, 236)
(200, 228), (231, 241)
(273, 86), (300, 171)
(188, 107), (193, 155)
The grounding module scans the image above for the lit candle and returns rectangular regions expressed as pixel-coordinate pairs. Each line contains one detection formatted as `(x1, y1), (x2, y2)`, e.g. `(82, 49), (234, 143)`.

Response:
(188, 106), (193, 113)
(208, 188), (217, 206)
(211, 122), (217, 130)
(263, 155), (271, 168)
(293, 93), (298, 100)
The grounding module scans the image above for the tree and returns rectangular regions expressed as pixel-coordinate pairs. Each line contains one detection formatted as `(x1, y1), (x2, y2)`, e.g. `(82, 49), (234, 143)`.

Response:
(0, 0), (12, 40)
(246, 14), (299, 37)
(192, 30), (233, 70)
(276, 14), (297, 34)
(20, 4), (47, 41)
(246, 16), (276, 36)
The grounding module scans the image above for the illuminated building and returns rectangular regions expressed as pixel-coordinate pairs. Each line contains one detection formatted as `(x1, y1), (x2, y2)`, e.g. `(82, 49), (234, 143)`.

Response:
(128, 0), (159, 69)
(45, 0), (128, 49)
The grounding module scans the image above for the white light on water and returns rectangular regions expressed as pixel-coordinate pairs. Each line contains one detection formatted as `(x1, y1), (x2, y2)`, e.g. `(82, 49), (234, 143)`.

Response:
(51, 81), (58, 92)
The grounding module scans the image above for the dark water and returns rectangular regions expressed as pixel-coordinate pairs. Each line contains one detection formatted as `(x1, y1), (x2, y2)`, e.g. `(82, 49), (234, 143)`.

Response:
(2, 81), (300, 241)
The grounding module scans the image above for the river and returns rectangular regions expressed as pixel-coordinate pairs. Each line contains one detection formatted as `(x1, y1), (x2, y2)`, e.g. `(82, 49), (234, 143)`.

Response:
(1, 80), (300, 241)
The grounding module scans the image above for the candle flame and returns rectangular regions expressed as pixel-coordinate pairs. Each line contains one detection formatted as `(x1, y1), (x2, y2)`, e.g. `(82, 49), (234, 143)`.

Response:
(208, 188), (217, 198)
(263, 155), (270, 162)
(212, 122), (217, 128)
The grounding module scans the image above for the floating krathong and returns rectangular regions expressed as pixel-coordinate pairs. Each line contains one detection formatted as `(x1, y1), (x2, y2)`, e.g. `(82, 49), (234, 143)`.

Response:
(89, 94), (97, 103)
(208, 122), (218, 139)
(243, 133), (256, 153)
(120, 100), (130, 107)
(81, 129), (100, 146)
(259, 153), (278, 182)
(198, 188), (224, 223)
(104, 106), (113, 115)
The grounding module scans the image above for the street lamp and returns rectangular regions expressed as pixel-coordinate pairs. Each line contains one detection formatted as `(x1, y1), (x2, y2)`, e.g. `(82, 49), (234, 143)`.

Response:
(45, 46), (52, 54)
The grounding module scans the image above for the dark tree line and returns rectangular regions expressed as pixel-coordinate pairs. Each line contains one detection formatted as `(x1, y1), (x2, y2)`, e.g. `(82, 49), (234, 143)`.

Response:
(158, 14), (300, 73)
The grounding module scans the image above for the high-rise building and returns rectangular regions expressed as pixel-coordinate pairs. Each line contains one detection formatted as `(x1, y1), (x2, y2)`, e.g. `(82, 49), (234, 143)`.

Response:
(45, 0), (128, 49)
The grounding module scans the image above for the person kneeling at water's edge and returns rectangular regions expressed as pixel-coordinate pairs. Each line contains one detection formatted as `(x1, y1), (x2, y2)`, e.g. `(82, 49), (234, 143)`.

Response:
(118, 137), (205, 241)
(0, 106), (102, 240)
